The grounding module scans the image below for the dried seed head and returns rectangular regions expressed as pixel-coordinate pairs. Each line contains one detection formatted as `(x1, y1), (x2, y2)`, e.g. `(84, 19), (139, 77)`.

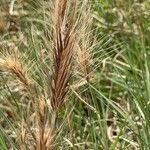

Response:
(51, 0), (75, 112)
(0, 56), (28, 86)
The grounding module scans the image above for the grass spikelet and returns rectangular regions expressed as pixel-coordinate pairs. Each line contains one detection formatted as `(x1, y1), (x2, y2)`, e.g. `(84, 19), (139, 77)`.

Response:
(75, 5), (93, 82)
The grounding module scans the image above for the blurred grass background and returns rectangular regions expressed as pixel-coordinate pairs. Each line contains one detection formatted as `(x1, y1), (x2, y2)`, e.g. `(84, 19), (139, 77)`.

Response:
(0, 0), (150, 149)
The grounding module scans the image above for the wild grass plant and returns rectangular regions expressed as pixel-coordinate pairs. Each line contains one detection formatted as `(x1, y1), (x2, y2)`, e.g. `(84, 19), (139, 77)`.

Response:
(0, 0), (150, 150)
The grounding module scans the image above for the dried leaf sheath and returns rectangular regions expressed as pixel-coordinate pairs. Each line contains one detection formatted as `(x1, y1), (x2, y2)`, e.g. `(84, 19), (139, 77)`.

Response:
(51, 0), (75, 112)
